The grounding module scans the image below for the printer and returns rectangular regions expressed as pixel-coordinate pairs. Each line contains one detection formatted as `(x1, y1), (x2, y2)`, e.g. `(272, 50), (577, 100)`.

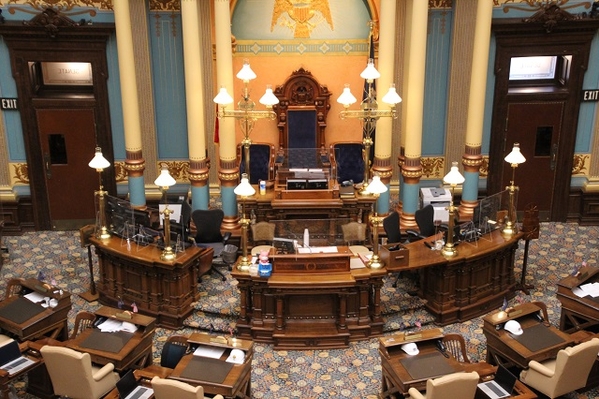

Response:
(420, 187), (451, 222)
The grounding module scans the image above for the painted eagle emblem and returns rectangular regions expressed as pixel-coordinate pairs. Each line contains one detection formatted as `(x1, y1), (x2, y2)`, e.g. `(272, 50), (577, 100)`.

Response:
(271, 0), (334, 38)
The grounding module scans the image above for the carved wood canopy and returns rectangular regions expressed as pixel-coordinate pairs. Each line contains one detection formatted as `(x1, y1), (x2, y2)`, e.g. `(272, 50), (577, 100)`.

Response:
(273, 68), (331, 149)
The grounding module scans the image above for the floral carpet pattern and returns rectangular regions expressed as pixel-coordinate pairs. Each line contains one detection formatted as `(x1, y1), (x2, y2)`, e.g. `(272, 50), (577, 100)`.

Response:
(1, 223), (599, 398)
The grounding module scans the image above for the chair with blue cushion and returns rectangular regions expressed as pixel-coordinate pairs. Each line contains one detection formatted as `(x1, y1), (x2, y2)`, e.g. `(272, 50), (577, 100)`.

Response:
(330, 142), (365, 185)
(238, 142), (275, 185)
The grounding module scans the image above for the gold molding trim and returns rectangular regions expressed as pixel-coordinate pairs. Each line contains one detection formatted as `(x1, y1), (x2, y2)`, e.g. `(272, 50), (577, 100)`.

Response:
(10, 163), (29, 185)
(114, 161), (128, 183)
(421, 157), (444, 179)
(573, 153), (590, 176)
(157, 160), (189, 182)
(5, 1), (112, 12)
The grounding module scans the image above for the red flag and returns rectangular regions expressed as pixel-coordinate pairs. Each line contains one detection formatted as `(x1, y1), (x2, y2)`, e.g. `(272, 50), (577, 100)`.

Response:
(213, 104), (220, 144)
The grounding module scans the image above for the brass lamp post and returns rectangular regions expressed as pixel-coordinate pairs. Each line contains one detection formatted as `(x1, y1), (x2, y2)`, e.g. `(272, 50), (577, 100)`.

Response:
(441, 162), (465, 257)
(234, 173), (256, 271)
(88, 147), (111, 240)
(154, 166), (177, 261)
(337, 58), (401, 195)
(365, 174), (388, 269)
(502, 143), (526, 236)
(214, 59), (279, 182)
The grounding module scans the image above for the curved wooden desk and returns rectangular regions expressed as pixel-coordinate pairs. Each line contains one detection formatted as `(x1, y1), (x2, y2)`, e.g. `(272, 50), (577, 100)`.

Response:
(90, 236), (214, 328)
(389, 230), (523, 325)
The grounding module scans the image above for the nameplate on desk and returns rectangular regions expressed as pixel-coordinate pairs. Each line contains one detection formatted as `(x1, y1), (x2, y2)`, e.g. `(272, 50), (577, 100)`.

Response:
(403, 333), (422, 341)
(507, 310), (522, 318)
(210, 336), (228, 345)
(115, 311), (132, 320)
(34, 284), (49, 293)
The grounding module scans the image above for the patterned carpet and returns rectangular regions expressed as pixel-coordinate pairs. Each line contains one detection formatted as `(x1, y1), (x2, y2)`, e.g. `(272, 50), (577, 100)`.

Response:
(1, 223), (599, 398)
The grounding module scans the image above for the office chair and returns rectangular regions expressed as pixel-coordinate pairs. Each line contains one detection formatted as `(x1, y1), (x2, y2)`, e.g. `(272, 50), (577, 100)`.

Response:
(520, 338), (599, 398)
(190, 209), (231, 281)
(169, 200), (193, 252)
(160, 335), (189, 368)
(70, 311), (96, 339)
(40, 345), (119, 399)
(151, 376), (224, 399)
(382, 211), (403, 244)
(407, 371), (479, 399)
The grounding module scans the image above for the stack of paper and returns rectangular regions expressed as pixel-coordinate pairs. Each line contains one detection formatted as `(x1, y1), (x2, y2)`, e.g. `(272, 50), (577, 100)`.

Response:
(193, 345), (226, 359)
(574, 282), (599, 298)
(97, 319), (137, 333)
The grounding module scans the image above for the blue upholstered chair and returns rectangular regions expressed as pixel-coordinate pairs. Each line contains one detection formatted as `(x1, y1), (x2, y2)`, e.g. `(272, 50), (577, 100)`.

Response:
(238, 143), (275, 185)
(330, 142), (364, 185)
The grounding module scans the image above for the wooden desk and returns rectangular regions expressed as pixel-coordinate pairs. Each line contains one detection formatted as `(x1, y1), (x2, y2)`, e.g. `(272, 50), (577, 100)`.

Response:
(245, 187), (375, 228)
(0, 278), (71, 341)
(65, 306), (156, 371)
(168, 333), (253, 399)
(556, 265), (599, 333)
(392, 230), (522, 325)
(232, 247), (386, 349)
(483, 302), (574, 369)
(378, 329), (494, 398)
(91, 236), (214, 328)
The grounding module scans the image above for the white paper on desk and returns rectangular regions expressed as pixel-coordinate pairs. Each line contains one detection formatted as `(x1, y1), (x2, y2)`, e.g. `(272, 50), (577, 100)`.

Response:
(24, 292), (46, 303)
(580, 282), (599, 297)
(297, 246), (338, 254)
(572, 286), (587, 297)
(97, 319), (124, 333)
(193, 345), (226, 359)
(350, 257), (368, 269)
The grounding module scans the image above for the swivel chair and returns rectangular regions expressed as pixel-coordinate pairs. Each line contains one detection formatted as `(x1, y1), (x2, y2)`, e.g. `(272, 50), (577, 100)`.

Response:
(190, 209), (231, 281)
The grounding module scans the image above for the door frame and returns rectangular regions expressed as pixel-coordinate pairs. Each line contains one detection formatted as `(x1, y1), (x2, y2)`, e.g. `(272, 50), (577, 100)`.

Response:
(0, 10), (116, 230)
(489, 13), (599, 222)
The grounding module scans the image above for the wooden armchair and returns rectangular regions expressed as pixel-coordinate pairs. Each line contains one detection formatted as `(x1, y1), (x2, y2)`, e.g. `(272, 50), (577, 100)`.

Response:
(70, 311), (97, 339)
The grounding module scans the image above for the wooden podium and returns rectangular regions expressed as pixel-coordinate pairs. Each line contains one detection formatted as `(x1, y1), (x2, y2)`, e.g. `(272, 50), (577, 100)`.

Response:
(232, 247), (386, 349)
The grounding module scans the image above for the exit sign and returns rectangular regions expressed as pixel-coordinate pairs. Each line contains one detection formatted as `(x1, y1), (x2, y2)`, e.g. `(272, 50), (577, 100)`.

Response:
(0, 98), (17, 110)
(582, 90), (599, 102)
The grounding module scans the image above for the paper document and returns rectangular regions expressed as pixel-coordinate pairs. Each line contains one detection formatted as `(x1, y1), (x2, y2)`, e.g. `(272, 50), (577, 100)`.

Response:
(193, 345), (226, 359)
(579, 282), (599, 297)
(23, 292), (46, 303)
(297, 246), (338, 254)
(350, 257), (367, 269)
(97, 319), (136, 333)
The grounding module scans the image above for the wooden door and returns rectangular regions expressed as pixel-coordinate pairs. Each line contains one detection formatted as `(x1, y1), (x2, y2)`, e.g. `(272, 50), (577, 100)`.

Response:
(503, 102), (564, 219)
(36, 109), (99, 229)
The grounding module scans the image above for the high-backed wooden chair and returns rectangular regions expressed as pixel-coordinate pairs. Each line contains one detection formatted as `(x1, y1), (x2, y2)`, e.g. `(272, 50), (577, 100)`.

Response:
(273, 67), (331, 151)
(4, 278), (23, 300)
(442, 334), (470, 363)
(70, 311), (96, 339)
